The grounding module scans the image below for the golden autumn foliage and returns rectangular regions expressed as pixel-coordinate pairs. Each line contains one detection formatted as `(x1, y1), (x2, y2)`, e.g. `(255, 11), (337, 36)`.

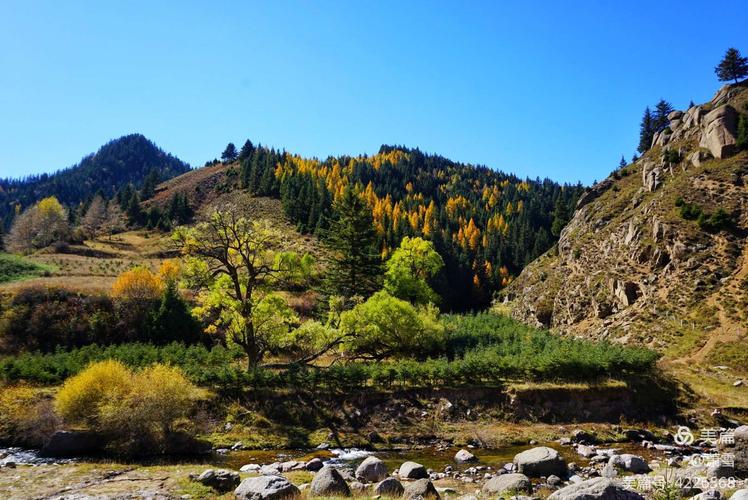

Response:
(111, 266), (163, 301)
(55, 360), (203, 447)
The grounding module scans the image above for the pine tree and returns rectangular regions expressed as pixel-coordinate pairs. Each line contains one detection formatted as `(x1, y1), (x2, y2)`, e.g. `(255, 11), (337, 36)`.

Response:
(126, 192), (144, 226)
(715, 47), (748, 84)
(619, 155), (627, 169)
(324, 186), (383, 301)
(631, 153), (639, 163)
(148, 281), (202, 344)
(238, 139), (255, 162)
(221, 142), (238, 163)
(638, 107), (655, 153)
(654, 99), (674, 131)
(140, 169), (159, 200)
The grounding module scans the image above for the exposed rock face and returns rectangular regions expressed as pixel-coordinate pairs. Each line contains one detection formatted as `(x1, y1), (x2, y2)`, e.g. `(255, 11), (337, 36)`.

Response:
(234, 475), (300, 500)
(514, 446), (567, 477)
(402, 479), (440, 499)
(548, 478), (644, 500)
(310, 466), (351, 497)
(355, 456), (388, 482)
(507, 82), (748, 353)
(700, 105), (738, 159)
(482, 473), (532, 494)
(399, 461), (429, 479)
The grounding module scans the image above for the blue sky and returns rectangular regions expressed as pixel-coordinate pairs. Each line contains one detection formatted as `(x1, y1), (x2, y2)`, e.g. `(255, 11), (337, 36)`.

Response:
(1, 1), (746, 185)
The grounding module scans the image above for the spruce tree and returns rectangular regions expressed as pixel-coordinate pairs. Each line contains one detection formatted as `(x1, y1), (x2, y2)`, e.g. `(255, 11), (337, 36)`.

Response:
(619, 155), (627, 169)
(238, 139), (255, 162)
(324, 186), (383, 301)
(638, 107), (655, 153)
(654, 99), (674, 131)
(221, 142), (238, 163)
(715, 47), (748, 84)
(148, 281), (202, 344)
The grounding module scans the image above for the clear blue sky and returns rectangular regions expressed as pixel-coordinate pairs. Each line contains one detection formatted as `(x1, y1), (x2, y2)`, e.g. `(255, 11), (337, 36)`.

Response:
(1, 1), (746, 185)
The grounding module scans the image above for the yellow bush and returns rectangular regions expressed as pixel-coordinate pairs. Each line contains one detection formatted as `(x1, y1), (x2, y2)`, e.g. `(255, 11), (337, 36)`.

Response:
(55, 360), (133, 427)
(120, 364), (200, 436)
(0, 385), (57, 446)
(54, 361), (203, 450)
(158, 259), (181, 285)
(111, 266), (163, 301)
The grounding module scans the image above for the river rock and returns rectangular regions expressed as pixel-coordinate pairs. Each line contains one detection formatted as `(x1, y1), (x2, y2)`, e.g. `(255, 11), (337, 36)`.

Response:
(548, 474), (562, 486)
(241, 464), (261, 473)
(304, 457), (324, 471)
(261, 463), (282, 475)
(577, 445), (596, 458)
(39, 430), (104, 457)
(399, 461), (429, 479)
(608, 454), (650, 473)
(310, 466), (351, 497)
(572, 430), (597, 444)
(730, 489), (748, 500)
(194, 469), (240, 493)
(482, 473), (531, 495)
(356, 456), (387, 482)
(375, 477), (404, 497)
(455, 449), (478, 463)
(548, 477), (644, 500)
(514, 446), (567, 477)
(234, 475), (300, 500)
(403, 479), (440, 499)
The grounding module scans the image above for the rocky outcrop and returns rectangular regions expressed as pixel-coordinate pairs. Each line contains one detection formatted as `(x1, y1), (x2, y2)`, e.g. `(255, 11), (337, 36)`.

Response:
(482, 473), (532, 495)
(514, 446), (567, 477)
(310, 466), (351, 497)
(700, 105), (739, 159)
(508, 82), (748, 351)
(234, 475), (300, 500)
(548, 478), (644, 500)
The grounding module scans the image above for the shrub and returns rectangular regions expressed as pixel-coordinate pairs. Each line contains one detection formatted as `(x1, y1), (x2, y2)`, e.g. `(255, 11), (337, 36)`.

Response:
(55, 360), (133, 428)
(111, 266), (163, 301)
(340, 291), (446, 360)
(0, 385), (58, 447)
(55, 360), (203, 451)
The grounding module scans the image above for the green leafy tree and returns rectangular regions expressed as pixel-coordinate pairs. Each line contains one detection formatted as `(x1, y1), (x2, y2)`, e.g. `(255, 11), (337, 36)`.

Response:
(174, 204), (339, 367)
(715, 47), (748, 84)
(325, 186), (383, 302)
(384, 236), (444, 305)
(340, 291), (445, 360)
(221, 143), (238, 163)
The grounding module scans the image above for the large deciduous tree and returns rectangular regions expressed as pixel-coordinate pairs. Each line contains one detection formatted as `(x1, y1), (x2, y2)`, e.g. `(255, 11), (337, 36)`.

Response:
(5, 196), (70, 254)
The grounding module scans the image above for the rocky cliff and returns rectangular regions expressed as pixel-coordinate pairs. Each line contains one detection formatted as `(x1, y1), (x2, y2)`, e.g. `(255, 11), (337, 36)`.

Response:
(506, 82), (748, 364)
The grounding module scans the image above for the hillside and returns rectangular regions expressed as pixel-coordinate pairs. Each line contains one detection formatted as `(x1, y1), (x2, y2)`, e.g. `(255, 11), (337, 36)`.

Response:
(0, 134), (191, 230)
(507, 83), (748, 373)
(148, 145), (583, 310)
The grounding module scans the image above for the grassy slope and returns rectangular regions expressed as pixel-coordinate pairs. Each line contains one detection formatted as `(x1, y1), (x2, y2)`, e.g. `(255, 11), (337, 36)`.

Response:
(0, 253), (54, 284)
